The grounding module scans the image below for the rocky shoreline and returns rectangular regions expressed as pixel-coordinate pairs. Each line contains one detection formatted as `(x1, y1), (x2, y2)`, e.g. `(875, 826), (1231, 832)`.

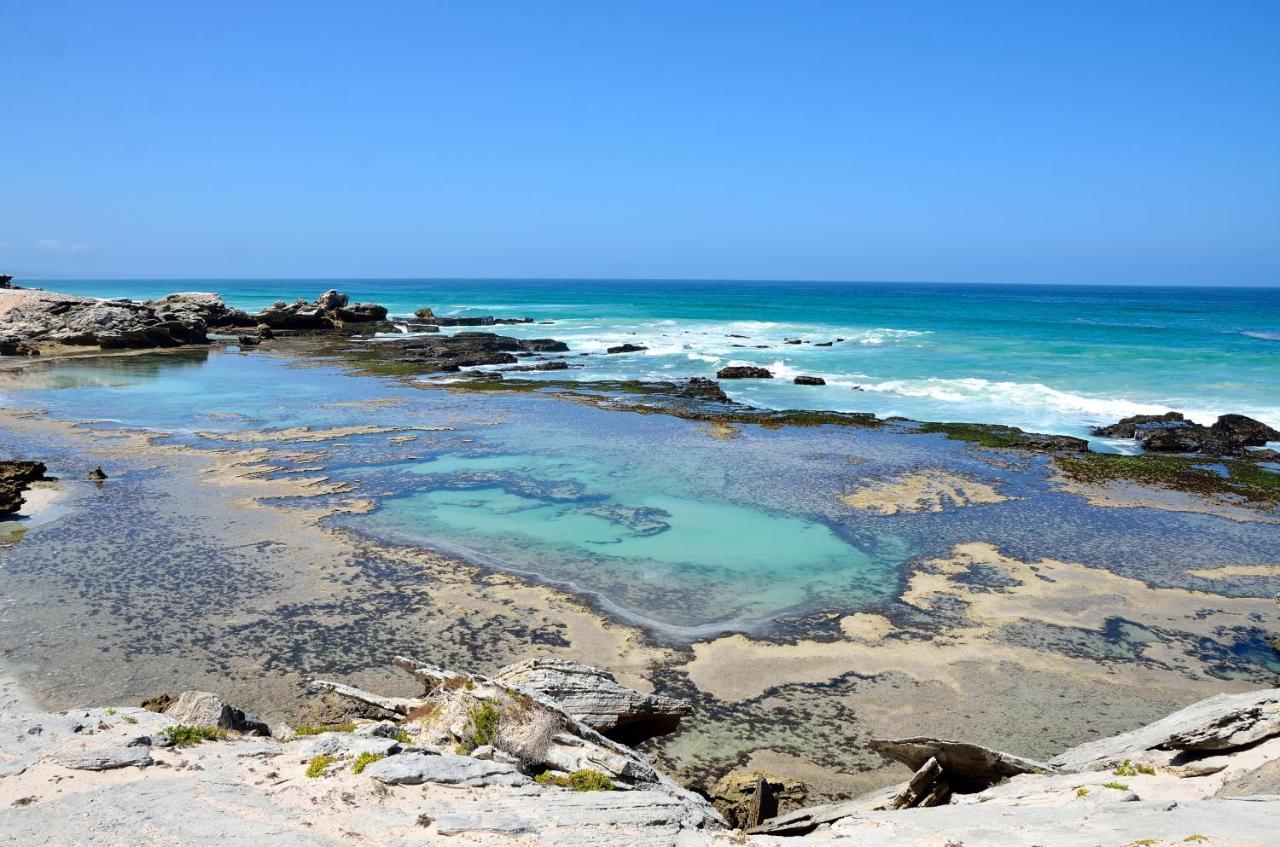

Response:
(1, 658), (1277, 845)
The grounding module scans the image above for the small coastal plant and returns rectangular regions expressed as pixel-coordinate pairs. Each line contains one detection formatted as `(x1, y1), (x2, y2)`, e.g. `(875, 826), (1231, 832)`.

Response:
(305, 754), (336, 778)
(1074, 787), (1089, 798)
(1102, 781), (1129, 791)
(292, 722), (357, 736)
(163, 725), (228, 746)
(535, 769), (614, 791)
(1183, 836), (1209, 843)
(1114, 759), (1156, 777)
(392, 728), (413, 744)
(351, 751), (385, 774)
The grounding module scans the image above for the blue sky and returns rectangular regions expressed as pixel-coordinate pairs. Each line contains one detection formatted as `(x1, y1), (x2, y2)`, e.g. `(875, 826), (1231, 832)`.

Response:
(2, 1), (1278, 284)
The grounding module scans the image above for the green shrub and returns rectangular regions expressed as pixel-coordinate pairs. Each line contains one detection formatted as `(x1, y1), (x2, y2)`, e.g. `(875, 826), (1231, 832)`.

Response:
(1102, 781), (1129, 791)
(305, 755), (335, 778)
(535, 769), (614, 792)
(1114, 759), (1156, 777)
(463, 702), (502, 748)
(1075, 787), (1089, 798)
(163, 725), (228, 746)
(392, 728), (413, 744)
(351, 751), (385, 774)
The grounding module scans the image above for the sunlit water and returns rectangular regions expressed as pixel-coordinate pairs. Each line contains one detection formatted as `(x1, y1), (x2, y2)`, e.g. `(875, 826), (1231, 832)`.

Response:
(39, 278), (1280, 440)
(4, 348), (1278, 638)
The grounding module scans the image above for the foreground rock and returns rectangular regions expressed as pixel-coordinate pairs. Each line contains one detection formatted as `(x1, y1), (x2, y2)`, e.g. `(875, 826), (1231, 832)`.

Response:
(1093, 411), (1280, 456)
(163, 689), (270, 735)
(0, 460), (52, 516)
(711, 769), (807, 830)
(0, 288), (209, 353)
(493, 658), (691, 743)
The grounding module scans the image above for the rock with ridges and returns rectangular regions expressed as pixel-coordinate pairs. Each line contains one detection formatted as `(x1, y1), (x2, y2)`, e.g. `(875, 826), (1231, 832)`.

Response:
(869, 737), (1058, 793)
(364, 753), (529, 787)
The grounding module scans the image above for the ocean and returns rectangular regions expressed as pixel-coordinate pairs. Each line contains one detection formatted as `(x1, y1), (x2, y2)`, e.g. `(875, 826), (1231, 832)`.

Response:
(40, 278), (1280, 440)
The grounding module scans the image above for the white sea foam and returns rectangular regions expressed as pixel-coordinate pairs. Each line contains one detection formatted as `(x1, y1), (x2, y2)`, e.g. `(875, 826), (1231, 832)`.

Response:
(1242, 331), (1280, 341)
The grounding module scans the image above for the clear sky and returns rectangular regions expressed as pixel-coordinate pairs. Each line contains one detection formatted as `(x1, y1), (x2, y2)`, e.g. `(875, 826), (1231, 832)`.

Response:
(2, 1), (1278, 284)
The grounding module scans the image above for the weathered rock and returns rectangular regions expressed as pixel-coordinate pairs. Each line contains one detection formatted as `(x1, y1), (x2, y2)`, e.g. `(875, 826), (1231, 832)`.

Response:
(352, 333), (571, 375)
(292, 733), (402, 761)
(56, 742), (152, 771)
(494, 658), (691, 743)
(146, 292), (252, 329)
(164, 690), (269, 735)
(606, 343), (648, 354)
(364, 753), (529, 787)
(716, 366), (772, 379)
(87, 466), (108, 481)
(1211, 414), (1280, 448)
(502, 360), (572, 372)
(710, 769), (807, 829)
(793, 375), (826, 386)
(1217, 758), (1280, 797)
(0, 288), (210, 351)
(869, 737), (1057, 793)
(1093, 411), (1279, 456)
(0, 460), (51, 516)
(1052, 688), (1280, 771)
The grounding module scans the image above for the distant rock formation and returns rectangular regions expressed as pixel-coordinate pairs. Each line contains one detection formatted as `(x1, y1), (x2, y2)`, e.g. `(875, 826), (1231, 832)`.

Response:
(717, 365), (773, 379)
(1094, 411), (1280, 456)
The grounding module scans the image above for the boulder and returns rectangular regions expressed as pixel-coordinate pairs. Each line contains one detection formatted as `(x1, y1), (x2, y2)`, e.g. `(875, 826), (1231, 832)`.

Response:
(493, 658), (691, 743)
(710, 769), (807, 829)
(1211, 414), (1280, 448)
(1093, 412), (1188, 438)
(793, 375), (825, 386)
(0, 288), (210, 351)
(164, 690), (269, 735)
(606, 343), (648, 354)
(717, 366), (773, 379)
(146, 292), (252, 329)
(333, 303), (388, 323)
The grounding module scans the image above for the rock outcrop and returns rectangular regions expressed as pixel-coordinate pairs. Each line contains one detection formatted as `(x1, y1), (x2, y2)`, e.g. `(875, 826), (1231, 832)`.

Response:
(0, 289), (210, 353)
(717, 366), (773, 379)
(1093, 411), (1280, 456)
(252, 290), (388, 330)
(493, 658), (691, 743)
(163, 690), (270, 736)
(145, 292), (252, 329)
(710, 770), (807, 830)
(793, 375), (825, 386)
(0, 460), (53, 516)
(606, 343), (648, 354)
(366, 332), (570, 374)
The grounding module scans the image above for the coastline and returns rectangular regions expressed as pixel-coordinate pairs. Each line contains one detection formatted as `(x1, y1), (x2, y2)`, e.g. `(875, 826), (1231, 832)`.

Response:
(1, 335), (1277, 800)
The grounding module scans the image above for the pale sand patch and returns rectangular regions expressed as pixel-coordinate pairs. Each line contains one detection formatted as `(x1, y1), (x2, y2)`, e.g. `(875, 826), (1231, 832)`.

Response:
(1188, 563), (1280, 579)
(701, 421), (740, 440)
(837, 612), (895, 641)
(685, 541), (1278, 702)
(838, 472), (1009, 515)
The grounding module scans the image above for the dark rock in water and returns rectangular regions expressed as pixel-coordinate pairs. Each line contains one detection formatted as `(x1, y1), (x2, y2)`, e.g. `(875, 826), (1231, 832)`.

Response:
(364, 332), (570, 374)
(785, 339), (804, 345)
(0, 460), (51, 516)
(793, 375), (825, 386)
(503, 360), (572, 372)
(333, 302), (388, 323)
(1141, 426), (1206, 453)
(237, 335), (259, 347)
(87, 466), (108, 481)
(1093, 412), (1188, 439)
(1211, 414), (1280, 448)
(256, 325), (274, 339)
(253, 289), (389, 330)
(711, 770), (807, 830)
(717, 366), (773, 379)
(679, 377), (729, 402)
(606, 343), (648, 354)
(466, 371), (504, 382)
(815, 341), (833, 347)
(414, 307), (436, 320)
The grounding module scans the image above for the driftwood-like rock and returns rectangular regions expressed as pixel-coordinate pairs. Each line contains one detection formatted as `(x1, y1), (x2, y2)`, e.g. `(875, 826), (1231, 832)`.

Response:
(869, 737), (1057, 793)
(493, 658), (691, 742)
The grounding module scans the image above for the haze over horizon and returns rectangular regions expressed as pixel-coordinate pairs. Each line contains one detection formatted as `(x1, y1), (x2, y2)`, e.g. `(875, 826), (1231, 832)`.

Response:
(3, 1), (1279, 286)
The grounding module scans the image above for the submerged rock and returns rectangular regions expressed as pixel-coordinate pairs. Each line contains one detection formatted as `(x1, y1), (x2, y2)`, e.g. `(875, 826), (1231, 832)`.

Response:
(0, 460), (52, 515)
(606, 343), (648, 354)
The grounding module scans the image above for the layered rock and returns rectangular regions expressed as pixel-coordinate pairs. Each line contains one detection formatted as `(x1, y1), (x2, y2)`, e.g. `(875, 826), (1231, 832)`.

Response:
(0, 288), (210, 352)
(146, 292), (252, 329)
(369, 332), (570, 373)
(493, 658), (691, 743)
(1093, 411), (1280, 456)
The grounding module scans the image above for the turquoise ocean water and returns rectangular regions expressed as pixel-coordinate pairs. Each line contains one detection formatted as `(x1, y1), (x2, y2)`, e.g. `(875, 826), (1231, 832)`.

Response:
(40, 279), (1280, 440)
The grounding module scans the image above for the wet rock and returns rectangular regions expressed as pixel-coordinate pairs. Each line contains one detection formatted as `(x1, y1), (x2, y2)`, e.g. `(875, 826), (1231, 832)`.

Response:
(1093, 411), (1278, 456)
(493, 658), (691, 743)
(1093, 412), (1188, 439)
(253, 299), (332, 330)
(869, 738), (1057, 793)
(793, 375), (826, 386)
(502, 360), (572, 372)
(333, 302), (388, 323)
(1211, 414), (1280, 449)
(364, 753), (529, 787)
(710, 769), (807, 829)
(87, 466), (108, 481)
(413, 307), (435, 319)
(716, 366), (773, 379)
(237, 335), (259, 347)
(521, 338), (570, 353)
(0, 460), (52, 516)
(364, 333), (571, 374)
(606, 343), (648, 354)
(678, 377), (730, 402)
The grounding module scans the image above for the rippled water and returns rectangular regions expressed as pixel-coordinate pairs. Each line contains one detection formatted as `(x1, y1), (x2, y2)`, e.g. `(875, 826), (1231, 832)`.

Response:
(40, 278), (1280, 439)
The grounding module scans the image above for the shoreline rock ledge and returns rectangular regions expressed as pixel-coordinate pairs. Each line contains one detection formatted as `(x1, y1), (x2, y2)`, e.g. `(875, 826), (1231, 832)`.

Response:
(1, 660), (1278, 845)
